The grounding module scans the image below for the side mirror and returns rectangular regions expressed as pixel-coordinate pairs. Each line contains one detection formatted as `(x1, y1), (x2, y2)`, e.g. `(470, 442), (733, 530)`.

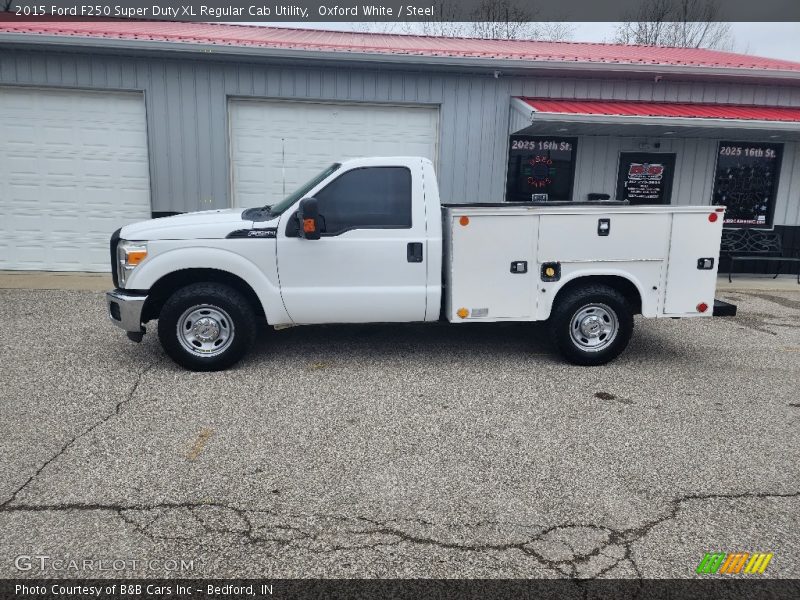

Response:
(297, 197), (320, 240)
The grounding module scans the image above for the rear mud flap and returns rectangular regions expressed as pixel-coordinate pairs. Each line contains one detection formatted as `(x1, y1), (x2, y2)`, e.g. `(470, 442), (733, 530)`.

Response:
(713, 299), (737, 317)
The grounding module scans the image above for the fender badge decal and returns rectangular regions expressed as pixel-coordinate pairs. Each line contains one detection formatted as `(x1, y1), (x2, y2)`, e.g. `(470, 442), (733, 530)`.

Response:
(227, 228), (277, 239)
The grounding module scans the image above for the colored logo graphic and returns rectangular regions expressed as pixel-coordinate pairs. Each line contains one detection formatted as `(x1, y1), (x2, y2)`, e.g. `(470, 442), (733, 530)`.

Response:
(696, 552), (773, 575)
(628, 163), (664, 178)
(527, 156), (553, 187)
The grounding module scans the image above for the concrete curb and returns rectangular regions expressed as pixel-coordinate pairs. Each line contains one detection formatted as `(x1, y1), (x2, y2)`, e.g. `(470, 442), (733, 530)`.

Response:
(715, 275), (800, 293)
(0, 271), (111, 292)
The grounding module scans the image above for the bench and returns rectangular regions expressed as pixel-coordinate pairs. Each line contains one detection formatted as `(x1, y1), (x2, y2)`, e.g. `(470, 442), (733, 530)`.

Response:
(721, 229), (800, 283)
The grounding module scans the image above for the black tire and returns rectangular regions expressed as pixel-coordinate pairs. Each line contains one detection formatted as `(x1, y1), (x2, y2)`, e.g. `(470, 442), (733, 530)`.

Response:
(158, 282), (257, 371)
(549, 284), (633, 366)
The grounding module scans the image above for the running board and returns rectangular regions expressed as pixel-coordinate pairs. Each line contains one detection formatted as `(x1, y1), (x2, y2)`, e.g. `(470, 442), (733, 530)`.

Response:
(713, 299), (737, 317)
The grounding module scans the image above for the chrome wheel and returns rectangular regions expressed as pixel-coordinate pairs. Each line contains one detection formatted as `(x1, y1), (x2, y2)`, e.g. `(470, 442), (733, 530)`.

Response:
(569, 303), (618, 352)
(177, 304), (235, 357)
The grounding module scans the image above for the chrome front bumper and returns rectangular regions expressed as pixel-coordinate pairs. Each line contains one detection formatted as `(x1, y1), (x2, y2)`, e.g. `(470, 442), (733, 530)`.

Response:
(106, 289), (148, 340)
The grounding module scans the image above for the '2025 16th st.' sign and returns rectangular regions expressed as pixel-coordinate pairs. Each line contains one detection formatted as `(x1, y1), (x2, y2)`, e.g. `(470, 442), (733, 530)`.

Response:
(713, 142), (783, 227)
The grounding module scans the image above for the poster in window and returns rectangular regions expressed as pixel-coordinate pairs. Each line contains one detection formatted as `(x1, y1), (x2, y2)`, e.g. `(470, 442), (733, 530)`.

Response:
(712, 142), (783, 227)
(616, 152), (676, 205)
(506, 136), (577, 202)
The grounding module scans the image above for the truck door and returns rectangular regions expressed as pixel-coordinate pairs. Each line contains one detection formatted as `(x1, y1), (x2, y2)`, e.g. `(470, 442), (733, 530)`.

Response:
(276, 165), (429, 324)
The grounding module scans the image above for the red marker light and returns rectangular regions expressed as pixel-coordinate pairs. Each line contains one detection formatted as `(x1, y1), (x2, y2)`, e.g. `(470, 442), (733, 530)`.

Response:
(697, 302), (709, 313)
(708, 213), (718, 223)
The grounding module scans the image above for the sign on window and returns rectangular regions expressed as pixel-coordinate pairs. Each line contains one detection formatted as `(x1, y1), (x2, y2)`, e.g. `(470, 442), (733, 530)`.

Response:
(616, 152), (676, 204)
(712, 142), (783, 227)
(506, 136), (577, 202)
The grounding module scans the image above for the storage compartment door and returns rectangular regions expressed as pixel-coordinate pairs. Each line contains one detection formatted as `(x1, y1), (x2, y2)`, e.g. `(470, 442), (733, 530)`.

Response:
(449, 215), (537, 320)
(538, 213), (670, 262)
(664, 212), (724, 315)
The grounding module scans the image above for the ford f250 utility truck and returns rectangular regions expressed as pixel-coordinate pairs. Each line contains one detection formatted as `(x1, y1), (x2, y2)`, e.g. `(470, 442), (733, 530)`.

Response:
(106, 156), (735, 371)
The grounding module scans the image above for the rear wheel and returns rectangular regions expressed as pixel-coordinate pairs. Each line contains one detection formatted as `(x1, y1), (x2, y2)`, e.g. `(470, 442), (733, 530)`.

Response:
(549, 284), (633, 366)
(158, 283), (256, 371)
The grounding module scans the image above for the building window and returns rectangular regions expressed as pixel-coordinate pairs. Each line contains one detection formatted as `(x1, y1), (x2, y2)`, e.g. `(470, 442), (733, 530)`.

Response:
(712, 142), (783, 228)
(506, 136), (577, 202)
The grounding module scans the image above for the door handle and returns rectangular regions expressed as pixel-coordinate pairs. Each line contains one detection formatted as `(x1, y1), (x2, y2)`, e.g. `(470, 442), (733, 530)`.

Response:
(407, 242), (423, 263)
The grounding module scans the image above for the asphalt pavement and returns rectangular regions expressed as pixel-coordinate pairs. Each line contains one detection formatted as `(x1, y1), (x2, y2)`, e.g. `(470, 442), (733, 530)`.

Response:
(1, 286), (798, 578)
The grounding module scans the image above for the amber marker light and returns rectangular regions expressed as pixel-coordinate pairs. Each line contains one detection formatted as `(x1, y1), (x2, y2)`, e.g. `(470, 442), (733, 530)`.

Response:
(459, 216), (470, 226)
(126, 250), (148, 266)
(456, 307), (469, 319)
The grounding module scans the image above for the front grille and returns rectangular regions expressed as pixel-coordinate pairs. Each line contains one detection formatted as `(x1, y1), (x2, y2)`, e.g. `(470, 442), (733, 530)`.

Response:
(110, 227), (121, 288)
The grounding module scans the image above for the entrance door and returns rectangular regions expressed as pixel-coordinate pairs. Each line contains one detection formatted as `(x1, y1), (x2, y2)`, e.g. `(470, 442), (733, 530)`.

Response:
(616, 152), (676, 205)
(276, 164), (429, 324)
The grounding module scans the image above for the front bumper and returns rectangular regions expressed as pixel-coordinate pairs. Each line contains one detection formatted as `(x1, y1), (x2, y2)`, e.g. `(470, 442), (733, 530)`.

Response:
(106, 289), (148, 341)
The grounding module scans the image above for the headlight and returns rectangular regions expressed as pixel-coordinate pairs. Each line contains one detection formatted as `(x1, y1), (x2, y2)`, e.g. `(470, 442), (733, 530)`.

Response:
(116, 240), (148, 288)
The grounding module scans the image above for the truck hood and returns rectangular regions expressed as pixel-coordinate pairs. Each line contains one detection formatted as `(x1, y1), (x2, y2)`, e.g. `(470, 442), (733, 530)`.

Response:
(120, 208), (277, 240)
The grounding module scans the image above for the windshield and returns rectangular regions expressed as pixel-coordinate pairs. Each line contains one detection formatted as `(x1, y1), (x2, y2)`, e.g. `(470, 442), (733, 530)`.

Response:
(267, 163), (341, 215)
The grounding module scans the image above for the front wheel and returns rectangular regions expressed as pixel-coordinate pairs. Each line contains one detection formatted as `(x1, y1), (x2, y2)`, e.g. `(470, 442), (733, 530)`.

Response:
(158, 283), (256, 371)
(549, 284), (634, 366)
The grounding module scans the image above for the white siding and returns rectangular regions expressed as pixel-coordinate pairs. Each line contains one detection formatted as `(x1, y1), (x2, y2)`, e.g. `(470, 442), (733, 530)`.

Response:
(572, 136), (718, 206)
(774, 143), (800, 226)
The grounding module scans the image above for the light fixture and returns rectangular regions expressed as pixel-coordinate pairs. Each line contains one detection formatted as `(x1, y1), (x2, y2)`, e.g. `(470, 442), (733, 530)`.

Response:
(663, 131), (675, 135)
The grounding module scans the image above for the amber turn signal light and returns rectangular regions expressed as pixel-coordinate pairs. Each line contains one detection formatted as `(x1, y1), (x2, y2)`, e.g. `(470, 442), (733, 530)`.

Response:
(456, 307), (469, 319)
(303, 218), (316, 233)
(126, 250), (147, 266)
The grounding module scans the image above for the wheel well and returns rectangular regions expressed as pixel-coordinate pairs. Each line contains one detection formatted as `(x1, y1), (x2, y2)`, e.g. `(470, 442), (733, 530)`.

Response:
(140, 269), (266, 322)
(553, 275), (643, 315)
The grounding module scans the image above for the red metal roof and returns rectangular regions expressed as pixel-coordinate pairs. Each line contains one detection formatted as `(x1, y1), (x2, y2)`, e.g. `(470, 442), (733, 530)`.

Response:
(520, 98), (800, 122)
(2, 18), (800, 73)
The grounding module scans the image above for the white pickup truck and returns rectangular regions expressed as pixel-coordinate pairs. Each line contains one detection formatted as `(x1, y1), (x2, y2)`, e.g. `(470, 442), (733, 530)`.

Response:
(106, 156), (735, 371)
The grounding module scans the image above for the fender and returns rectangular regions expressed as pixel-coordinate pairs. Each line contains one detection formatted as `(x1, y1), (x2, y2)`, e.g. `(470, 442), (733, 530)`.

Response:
(126, 245), (291, 325)
(537, 265), (657, 321)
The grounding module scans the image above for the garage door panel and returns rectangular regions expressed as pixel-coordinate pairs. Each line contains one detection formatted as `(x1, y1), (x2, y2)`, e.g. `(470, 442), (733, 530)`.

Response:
(0, 87), (151, 271)
(229, 100), (439, 207)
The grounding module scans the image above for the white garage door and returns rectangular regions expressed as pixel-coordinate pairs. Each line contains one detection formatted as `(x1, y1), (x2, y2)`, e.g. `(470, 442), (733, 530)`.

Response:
(229, 100), (439, 207)
(0, 87), (151, 271)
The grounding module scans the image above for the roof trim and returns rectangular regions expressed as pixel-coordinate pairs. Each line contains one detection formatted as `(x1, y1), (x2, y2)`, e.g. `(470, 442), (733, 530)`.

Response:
(530, 112), (800, 131)
(515, 98), (800, 129)
(3, 32), (800, 82)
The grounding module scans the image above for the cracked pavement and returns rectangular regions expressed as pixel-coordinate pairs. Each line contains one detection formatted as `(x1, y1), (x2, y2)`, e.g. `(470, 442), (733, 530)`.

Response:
(1, 288), (798, 578)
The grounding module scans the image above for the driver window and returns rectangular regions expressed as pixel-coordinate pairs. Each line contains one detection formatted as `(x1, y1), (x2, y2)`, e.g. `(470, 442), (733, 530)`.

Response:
(314, 167), (412, 235)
